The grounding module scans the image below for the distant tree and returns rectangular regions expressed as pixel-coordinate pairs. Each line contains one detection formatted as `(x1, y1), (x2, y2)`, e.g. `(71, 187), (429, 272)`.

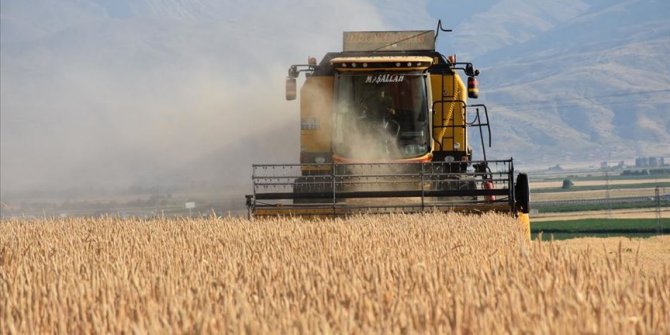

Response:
(562, 179), (574, 189)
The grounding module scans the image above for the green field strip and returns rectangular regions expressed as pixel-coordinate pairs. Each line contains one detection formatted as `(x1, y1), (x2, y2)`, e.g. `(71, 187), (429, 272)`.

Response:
(532, 182), (670, 193)
(537, 173), (670, 182)
(533, 201), (669, 213)
(532, 218), (670, 233)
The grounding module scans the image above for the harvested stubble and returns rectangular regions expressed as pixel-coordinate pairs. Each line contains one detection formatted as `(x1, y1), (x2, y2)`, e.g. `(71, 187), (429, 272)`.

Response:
(1, 213), (668, 334)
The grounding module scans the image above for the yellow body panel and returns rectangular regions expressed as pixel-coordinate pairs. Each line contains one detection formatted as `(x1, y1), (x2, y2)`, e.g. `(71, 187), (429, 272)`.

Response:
(300, 76), (333, 164)
(429, 74), (468, 154)
(518, 213), (531, 241)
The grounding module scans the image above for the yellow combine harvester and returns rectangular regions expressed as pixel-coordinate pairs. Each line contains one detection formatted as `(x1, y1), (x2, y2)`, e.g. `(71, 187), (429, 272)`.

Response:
(245, 25), (530, 232)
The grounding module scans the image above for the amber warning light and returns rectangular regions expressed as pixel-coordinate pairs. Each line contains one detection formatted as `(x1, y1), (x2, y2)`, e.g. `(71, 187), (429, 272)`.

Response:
(467, 76), (479, 99)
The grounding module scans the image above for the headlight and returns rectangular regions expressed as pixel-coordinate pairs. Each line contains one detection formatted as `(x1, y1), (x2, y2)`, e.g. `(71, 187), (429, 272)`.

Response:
(314, 156), (326, 164)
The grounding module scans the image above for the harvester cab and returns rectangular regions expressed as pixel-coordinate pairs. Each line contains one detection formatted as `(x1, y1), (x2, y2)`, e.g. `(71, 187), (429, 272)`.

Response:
(245, 23), (530, 232)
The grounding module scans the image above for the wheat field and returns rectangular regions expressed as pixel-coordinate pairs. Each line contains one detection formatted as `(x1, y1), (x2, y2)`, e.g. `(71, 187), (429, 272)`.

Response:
(1, 213), (668, 334)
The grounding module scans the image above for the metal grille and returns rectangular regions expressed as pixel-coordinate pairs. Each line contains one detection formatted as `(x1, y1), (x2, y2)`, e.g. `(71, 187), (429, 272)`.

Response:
(247, 160), (515, 217)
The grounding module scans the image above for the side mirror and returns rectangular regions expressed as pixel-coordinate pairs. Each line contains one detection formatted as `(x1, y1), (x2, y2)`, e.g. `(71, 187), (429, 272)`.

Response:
(286, 77), (297, 101)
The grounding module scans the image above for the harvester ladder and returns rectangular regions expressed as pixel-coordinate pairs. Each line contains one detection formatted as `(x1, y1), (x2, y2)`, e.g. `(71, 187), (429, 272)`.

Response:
(432, 99), (466, 152)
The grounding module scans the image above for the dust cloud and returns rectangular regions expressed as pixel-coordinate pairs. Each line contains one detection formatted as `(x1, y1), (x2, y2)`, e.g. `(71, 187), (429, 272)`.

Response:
(0, 1), (433, 211)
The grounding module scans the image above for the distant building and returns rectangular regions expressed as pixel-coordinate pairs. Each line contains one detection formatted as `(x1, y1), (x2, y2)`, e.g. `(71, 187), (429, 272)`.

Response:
(649, 157), (658, 167)
(635, 156), (666, 168)
(548, 164), (563, 172)
(636, 157), (648, 167)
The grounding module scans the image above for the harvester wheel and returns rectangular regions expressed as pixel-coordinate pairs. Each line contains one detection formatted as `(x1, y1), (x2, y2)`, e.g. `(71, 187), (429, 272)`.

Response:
(515, 173), (530, 214)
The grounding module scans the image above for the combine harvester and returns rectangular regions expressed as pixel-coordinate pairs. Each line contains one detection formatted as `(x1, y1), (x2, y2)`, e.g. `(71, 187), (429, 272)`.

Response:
(245, 23), (530, 233)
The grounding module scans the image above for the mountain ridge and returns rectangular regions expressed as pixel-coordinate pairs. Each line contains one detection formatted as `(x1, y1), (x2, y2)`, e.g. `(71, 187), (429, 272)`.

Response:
(457, 0), (670, 165)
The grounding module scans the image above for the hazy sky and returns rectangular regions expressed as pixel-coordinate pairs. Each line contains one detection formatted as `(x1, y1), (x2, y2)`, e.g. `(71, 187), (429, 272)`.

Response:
(0, 0), (442, 199)
(2, 0), (666, 201)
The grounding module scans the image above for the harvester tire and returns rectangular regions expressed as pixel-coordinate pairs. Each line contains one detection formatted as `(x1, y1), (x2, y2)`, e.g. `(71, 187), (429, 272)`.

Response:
(515, 173), (530, 214)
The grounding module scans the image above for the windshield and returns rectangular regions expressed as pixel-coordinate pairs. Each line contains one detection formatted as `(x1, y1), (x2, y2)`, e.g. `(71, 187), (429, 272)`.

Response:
(334, 73), (429, 160)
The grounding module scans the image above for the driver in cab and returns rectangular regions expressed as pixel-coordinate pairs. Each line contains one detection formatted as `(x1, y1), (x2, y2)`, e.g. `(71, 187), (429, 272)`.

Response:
(364, 88), (395, 121)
